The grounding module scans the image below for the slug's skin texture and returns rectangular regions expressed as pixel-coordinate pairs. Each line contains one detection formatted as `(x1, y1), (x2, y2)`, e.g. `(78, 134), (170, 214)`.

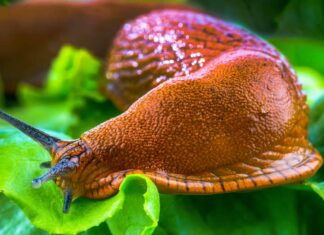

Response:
(48, 10), (322, 200)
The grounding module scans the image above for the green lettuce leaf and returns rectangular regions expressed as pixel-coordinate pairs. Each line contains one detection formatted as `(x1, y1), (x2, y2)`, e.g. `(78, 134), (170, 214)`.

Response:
(79, 223), (111, 235)
(157, 187), (324, 235)
(306, 182), (324, 200)
(156, 189), (301, 235)
(0, 129), (159, 234)
(19, 45), (104, 102)
(14, 45), (120, 138)
(0, 195), (47, 235)
(107, 175), (160, 235)
(295, 67), (324, 106)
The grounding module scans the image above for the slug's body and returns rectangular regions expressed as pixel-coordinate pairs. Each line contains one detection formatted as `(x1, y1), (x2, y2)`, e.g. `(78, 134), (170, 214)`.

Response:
(0, 10), (322, 212)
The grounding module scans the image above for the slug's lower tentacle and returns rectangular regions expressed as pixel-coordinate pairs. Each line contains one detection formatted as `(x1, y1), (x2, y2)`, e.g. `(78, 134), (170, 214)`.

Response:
(32, 157), (79, 189)
(63, 186), (73, 213)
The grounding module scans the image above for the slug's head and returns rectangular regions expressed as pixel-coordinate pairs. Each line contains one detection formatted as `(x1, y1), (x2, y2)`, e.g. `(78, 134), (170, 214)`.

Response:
(0, 110), (92, 213)
(34, 139), (93, 213)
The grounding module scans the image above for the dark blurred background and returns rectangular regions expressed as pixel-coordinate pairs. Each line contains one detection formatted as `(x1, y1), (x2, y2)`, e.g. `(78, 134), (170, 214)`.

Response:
(190, 0), (324, 39)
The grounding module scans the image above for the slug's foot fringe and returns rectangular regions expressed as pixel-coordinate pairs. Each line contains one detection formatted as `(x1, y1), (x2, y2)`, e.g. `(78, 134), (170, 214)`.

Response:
(145, 115), (323, 194)
(143, 146), (322, 194)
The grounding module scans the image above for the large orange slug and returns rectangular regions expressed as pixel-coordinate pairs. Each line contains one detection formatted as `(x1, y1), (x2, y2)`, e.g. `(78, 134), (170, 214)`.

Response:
(0, 10), (322, 213)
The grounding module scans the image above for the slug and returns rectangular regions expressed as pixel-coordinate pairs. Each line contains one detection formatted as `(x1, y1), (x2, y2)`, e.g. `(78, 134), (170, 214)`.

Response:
(0, 10), (322, 213)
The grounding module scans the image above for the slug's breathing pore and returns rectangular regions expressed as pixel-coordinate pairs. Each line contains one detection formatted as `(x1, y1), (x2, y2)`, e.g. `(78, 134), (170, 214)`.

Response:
(0, 10), (323, 213)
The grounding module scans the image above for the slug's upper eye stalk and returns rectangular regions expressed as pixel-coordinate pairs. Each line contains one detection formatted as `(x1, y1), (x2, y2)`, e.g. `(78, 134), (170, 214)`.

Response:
(0, 110), (61, 151)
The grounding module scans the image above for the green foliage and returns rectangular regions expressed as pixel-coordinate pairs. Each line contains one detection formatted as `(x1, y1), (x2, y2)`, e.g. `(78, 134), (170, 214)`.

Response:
(276, 0), (324, 39)
(19, 45), (104, 103)
(157, 188), (324, 235)
(294, 67), (324, 106)
(8, 45), (120, 138)
(190, 0), (324, 39)
(0, 0), (9, 6)
(157, 190), (299, 235)
(307, 182), (324, 200)
(0, 195), (47, 235)
(0, 0), (17, 6)
(23, 45), (120, 136)
(189, 0), (288, 35)
(108, 175), (160, 235)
